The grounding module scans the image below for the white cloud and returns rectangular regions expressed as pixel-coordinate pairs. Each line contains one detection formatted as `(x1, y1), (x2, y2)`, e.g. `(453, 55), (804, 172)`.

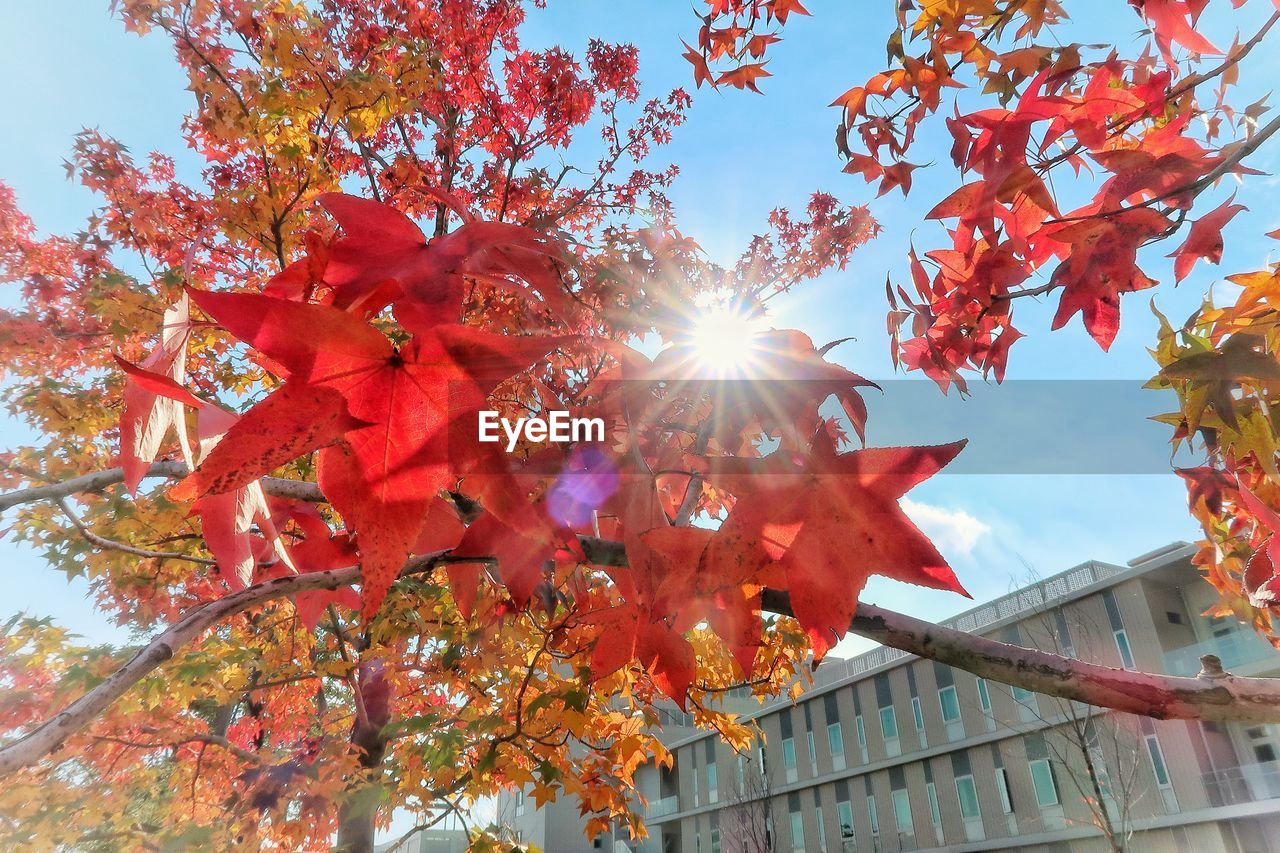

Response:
(900, 499), (992, 556)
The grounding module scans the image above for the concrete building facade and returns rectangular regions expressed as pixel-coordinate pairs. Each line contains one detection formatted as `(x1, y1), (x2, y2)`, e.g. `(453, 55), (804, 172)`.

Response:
(498, 543), (1280, 852)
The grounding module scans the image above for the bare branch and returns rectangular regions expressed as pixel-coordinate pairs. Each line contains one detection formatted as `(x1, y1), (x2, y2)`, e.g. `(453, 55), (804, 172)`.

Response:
(56, 498), (216, 566)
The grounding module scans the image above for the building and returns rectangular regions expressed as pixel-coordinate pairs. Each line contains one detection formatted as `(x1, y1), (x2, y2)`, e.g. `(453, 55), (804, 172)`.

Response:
(376, 828), (469, 853)
(497, 542), (1280, 852)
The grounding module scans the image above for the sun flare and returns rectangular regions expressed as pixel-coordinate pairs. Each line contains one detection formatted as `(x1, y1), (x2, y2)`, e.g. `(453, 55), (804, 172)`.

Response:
(689, 302), (768, 376)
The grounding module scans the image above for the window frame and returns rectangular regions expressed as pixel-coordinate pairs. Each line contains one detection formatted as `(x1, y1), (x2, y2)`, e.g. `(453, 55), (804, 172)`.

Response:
(995, 767), (1014, 814)
(1029, 758), (1060, 807)
(977, 678), (992, 714)
(879, 706), (899, 740)
(891, 788), (914, 834)
(926, 781), (941, 827)
(837, 800), (855, 839)
(955, 774), (981, 820)
(790, 809), (805, 848)
(827, 721), (845, 756)
(1114, 628), (1137, 670)
(938, 685), (962, 723)
(1145, 734), (1172, 788)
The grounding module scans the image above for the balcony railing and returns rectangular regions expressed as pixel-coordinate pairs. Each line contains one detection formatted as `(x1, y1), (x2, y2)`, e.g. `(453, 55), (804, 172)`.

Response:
(1162, 631), (1279, 677)
(648, 795), (680, 818)
(1203, 761), (1280, 807)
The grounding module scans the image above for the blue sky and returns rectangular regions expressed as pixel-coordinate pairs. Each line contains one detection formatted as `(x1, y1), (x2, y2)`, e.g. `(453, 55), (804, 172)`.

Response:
(2, 2), (1273, 655)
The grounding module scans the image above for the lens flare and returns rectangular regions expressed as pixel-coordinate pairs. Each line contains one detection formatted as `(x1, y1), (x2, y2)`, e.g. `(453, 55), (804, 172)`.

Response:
(689, 302), (767, 376)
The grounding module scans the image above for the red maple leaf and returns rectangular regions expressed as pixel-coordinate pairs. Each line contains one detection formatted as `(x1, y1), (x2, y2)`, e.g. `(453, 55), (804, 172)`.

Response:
(1134, 0), (1220, 65)
(264, 501), (360, 629)
(118, 295), (194, 493)
(1239, 482), (1280, 608)
(315, 193), (570, 333)
(681, 41), (713, 89)
(176, 288), (563, 616)
(585, 601), (697, 709)
(1047, 207), (1171, 349)
(1169, 197), (1246, 282)
(116, 353), (293, 591)
(715, 63), (772, 93)
(700, 433), (969, 659)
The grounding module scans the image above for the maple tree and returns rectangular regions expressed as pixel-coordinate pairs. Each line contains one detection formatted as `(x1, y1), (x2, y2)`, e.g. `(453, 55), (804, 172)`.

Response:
(0, 1), (879, 848)
(7, 1), (1280, 851)
(687, 3), (1280, 675)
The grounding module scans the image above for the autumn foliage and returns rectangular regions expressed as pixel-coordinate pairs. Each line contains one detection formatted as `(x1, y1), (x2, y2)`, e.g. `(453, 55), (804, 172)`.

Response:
(0, 0), (893, 847)
(690, 3), (1280, 648)
(6, 0), (1280, 850)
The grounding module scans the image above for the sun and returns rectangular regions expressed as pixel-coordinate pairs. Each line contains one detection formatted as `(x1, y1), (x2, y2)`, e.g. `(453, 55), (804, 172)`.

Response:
(688, 301), (768, 376)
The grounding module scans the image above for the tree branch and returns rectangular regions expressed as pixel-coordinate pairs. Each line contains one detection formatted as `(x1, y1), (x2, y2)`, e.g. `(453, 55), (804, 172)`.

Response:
(0, 552), (441, 777)
(0, 461), (322, 512)
(760, 588), (1280, 725)
(56, 498), (216, 566)
(584, 538), (1280, 725)
(5, 476), (1280, 779)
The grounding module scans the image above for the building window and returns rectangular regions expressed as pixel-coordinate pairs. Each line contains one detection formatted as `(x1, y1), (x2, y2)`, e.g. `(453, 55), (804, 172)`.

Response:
(891, 789), (913, 834)
(955, 774), (980, 819)
(855, 715), (867, 747)
(828, 721), (845, 756)
(816, 805), (828, 852)
(911, 696), (925, 732)
(1085, 722), (1113, 798)
(879, 706), (898, 740)
(1030, 758), (1060, 806)
(783, 738), (797, 770)
(1092, 750), (1113, 799)
(1011, 685), (1033, 702)
(1114, 629), (1136, 670)
(1247, 726), (1278, 763)
(515, 789), (525, 817)
(837, 800), (855, 839)
(790, 811), (805, 849)
(707, 761), (718, 795)
(867, 795), (879, 836)
(926, 782), (941, 827)
(977, 678), (991, 713)
(938, 686), (961, 723)
(807, 729), (818, 773)
(1145, 734), (1171, 787)
(995, 768), (1014, 814)
(711, 829), (721, 853)
(693, 766), (700, 805)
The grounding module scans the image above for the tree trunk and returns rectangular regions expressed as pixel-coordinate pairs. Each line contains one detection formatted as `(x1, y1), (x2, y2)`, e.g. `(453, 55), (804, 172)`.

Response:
(334, 721), (388, 853)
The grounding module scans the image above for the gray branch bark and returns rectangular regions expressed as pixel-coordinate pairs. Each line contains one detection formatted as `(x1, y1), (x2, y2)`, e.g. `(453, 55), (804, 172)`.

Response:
(3, 474), (1280, 781)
